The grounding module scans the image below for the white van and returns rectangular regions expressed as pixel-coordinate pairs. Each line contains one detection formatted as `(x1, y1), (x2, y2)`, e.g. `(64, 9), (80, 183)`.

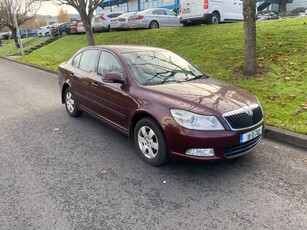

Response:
(180, 0), (244, 25)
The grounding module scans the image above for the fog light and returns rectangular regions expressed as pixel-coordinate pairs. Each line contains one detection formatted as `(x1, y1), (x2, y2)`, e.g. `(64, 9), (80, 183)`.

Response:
(186, 148), (215, 157)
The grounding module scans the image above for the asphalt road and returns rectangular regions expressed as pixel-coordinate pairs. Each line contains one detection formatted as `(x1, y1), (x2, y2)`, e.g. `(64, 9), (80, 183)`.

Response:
(0, 59), (306, 230)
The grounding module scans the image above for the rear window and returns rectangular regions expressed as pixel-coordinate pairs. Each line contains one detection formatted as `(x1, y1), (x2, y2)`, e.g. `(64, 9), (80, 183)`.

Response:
(108, 13), (122, 18)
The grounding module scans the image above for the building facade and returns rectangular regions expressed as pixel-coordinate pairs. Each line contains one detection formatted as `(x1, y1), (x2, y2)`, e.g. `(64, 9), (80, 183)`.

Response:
(97, 0), (307, 14)
(258, 0), (307, 12)
(97, 0), (179, 14)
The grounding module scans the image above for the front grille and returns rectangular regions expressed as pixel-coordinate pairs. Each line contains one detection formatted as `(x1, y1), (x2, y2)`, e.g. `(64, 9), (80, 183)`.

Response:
(224, 107), (263, 130)
(224, 135), (262, 158)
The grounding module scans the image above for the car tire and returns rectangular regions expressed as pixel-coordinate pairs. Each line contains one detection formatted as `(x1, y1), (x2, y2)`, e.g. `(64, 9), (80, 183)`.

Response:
(61, 30), (68, 36)
(134, 118), (168, 166)
(64, 88), (82, 117)
(149, 21), (159, 29)
(211, 12), (220, 24)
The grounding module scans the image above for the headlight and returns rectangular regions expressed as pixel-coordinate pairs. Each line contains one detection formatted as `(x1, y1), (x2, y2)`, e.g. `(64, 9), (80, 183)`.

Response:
(170, 109), (224, 131)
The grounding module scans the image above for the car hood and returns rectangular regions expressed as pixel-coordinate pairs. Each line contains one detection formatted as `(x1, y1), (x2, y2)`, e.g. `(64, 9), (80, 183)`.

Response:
(145, 78), (258, 115)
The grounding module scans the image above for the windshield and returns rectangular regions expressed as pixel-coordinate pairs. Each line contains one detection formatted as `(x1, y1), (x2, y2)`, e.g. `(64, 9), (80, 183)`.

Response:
(123, 51), (205, 86)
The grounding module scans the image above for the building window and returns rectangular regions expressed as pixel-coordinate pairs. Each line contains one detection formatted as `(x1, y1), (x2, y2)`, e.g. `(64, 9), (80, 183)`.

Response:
(140, 0), (159, 10)
(96, 3), (128, 14)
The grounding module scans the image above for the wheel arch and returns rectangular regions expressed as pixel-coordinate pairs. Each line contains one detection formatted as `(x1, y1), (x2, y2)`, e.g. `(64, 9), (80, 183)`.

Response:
(61, 83), (70, 104)
(149, 20), (159, 29)
(129, 111), (166, 142)
(211, 10), (221, 24)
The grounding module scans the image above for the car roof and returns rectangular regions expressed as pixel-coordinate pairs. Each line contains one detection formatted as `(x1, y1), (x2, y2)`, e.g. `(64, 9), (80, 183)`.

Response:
(86, 45), (168, 54)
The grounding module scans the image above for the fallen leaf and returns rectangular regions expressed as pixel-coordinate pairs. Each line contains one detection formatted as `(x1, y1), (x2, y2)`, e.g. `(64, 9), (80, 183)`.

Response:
(289, 95), (296, 99)
(100, 169), (109, 175)
(270, 95), (280, 100)
(258, 64), (265, 68)
(284, 77), (292, 81)
(303, 158), (307, 163)
(294, 109), (302, 115)
(301, 103), (307, 110)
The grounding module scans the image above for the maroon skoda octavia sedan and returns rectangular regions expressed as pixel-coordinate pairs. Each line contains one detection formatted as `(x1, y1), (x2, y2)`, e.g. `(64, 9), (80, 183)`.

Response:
(58, 45), (264, 165)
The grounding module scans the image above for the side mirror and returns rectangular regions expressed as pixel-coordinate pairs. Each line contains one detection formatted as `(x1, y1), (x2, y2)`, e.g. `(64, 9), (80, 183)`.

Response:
(102, 72), (125, 84)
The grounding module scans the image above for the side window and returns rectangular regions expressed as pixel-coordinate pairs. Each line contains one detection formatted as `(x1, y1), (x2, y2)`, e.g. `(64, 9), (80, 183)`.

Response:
(79, 50), (99, 72)
(155, 10), (165, 15)
(165, 10), (176, 16)
(98, 51), (123, 78)
(72, 52), (82, 68)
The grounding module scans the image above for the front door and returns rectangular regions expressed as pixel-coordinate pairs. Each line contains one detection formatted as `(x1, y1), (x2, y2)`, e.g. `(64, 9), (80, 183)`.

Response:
(89, 51), (132, 132)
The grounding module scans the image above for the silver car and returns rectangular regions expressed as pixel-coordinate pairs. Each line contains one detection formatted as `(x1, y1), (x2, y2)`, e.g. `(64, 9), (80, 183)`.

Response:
(37, 26), (50, 37)
(92, 12), (123, 32)
(128, 8), (182, 29)
(110, 12), (136, 31)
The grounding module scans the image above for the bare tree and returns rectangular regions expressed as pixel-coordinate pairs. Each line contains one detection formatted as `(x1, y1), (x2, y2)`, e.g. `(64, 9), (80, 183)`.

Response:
(0, 6), (5, 31)
(58, 0), (101, 46)
(243, 0), (257, 76)
(0, 0), (41, 48)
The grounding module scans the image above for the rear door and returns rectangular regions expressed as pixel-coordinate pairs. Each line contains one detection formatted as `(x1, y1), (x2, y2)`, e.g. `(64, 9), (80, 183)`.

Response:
(69, 49), (99, 111)
(180, 0), (203, 19)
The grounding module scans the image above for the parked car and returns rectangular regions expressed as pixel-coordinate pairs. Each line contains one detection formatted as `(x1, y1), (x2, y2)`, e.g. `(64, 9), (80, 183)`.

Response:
(71, 19), (85, 34)
(1, 32), (11, 40)
(180, 0), (243, 25)
(3, 29), (36, 39)
(92, 12), (123, 32)
(50, 23), (71, 36)
(110, 12), (137, 31)
(37, 26), (51, 37)
(128, 8), (182, 29)
(58, 45), (265, 166)
(19, 29), (37, 38)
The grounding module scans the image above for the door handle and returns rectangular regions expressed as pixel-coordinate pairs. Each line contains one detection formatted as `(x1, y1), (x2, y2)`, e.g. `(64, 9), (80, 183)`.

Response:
(92, 81), (98, 87)
(70, 73), (75, 77)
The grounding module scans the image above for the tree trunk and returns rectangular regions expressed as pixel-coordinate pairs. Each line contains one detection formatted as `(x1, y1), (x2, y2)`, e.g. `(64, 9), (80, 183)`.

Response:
(281, 0), (287, 13)
(243, 0), (257, 76)
(11, 28), (20, 49)
(83, 19), (95, 46)
(78, 8), (95, 46)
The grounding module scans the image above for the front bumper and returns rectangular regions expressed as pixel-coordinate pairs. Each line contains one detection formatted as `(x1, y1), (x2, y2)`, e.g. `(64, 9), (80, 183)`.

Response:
(180, 13), (212, 24)
(163, 123), (264, 162)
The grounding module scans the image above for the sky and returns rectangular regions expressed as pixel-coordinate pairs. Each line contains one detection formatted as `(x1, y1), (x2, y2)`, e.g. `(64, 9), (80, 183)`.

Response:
(37, 1), (79, 17)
